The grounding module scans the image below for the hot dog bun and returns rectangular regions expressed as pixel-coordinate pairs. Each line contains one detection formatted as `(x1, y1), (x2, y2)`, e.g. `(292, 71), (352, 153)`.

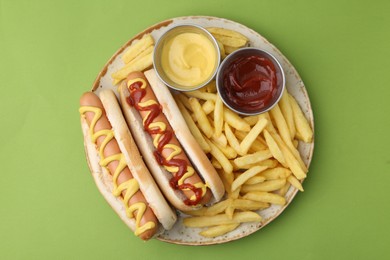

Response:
(118, 69), (225, 212)
(80, 90), (177, 240)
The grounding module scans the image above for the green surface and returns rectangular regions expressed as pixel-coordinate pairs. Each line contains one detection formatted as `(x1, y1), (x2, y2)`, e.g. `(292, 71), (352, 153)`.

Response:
(1, 0), (389, 259)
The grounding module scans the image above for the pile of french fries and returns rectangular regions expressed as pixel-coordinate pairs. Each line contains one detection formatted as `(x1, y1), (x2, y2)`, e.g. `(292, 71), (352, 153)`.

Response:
(175, 80), (313, 238)
(206, 27), (249, 58)
(111, 34), (155, 85)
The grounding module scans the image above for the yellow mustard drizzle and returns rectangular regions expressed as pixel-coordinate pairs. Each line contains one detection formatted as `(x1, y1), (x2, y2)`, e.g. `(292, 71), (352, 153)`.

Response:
(127, 78), (208, 202)
(79, 106), (155, 236)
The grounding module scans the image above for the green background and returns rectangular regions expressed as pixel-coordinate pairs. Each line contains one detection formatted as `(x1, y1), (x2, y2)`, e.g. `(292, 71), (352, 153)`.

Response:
(1, 0), (389, 259)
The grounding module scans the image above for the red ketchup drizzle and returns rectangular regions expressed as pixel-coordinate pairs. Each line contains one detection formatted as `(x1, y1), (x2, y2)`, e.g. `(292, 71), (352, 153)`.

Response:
(126, 80), (203, 206)
(222, 54), (280, 112)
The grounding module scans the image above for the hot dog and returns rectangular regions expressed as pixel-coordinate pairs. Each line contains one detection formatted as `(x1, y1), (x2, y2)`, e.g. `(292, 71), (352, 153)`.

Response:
(79, 90), (177, 240)
(118, 69), (225, 212)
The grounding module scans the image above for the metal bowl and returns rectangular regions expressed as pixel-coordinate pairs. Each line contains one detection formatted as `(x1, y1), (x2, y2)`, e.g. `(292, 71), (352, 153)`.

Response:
(216, 47), (285, 115)
(153, 24), (221, 91)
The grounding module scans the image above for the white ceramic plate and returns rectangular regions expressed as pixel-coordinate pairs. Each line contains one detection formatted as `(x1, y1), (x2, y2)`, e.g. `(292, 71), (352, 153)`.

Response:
(89, 16), (314, 245)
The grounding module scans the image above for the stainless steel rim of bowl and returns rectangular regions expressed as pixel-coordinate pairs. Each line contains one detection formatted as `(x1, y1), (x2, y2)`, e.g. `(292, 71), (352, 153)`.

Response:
(153, 24), (221, 92)
(216, 47), (286, 116)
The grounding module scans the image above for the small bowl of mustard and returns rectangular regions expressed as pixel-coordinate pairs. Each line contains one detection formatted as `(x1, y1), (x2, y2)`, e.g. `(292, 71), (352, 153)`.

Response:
(153, 24), (221, 91)
(216, 47), (285, 116)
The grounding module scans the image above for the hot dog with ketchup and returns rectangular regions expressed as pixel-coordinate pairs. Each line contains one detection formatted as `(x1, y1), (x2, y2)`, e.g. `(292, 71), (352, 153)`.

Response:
(79, 90), (176, 240)
(118, 69), (225, 212)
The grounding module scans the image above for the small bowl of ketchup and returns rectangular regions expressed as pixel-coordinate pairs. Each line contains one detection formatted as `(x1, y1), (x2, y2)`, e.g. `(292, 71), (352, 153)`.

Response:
(216, 47), (285, 115)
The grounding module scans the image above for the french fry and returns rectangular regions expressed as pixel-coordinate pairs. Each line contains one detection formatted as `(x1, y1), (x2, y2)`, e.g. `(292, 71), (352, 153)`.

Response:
(229, 183), (241, 199)
(242, 191), (286, 205)
(226, 196), (268, 219)
(207, 138), (233, 174)
(279, 90), (296, 138)
(231, 166), (268, 192)
(224, 122), (244, 156)
(189, 97), (214, 138)
(199, 223), (240, 238)
(183, 211), (262, 228)
(241, 178), (286, 193)
(270, 131), (307, 180)
(270, 105), (308, 172)
(211, 157), (222, 169)
(216, 40), (227, 60)
(206, 27), (248, 42)
(278, 182), (291, 197)
(264, 112), (307, 169)
(218, 169), (234, 194)
(269, 104), (293, 147)
(122, 34), (154, 64)
(212, 34), (248, 48)
(289, 94), (313, 143)
(212, 140), (237, 159)
(235, 130), (268, 152)
(239, 117), (268, 154)
(224, 109), (251, 132)
(174, 93), (192, 112)
(257, 159), (279, 168)
(176, 98), (211, 153)
(233, 150), (272, 168)
(225, 205), (235, 220)
(261, 167), (291, 180)
(226, 46), (241, 54)
(202, 100), (215, 115)
(185, 90), (217, 102)
(214, 95), (224, 137)
(111, 51), (153, 83)
(257, 134), (267, 145)
(231, 159), (278, 170)
(287, 175), (304, 192)
(263, 129), (286, 167)
(125, 45), (153, 65)
(245, 175), (266, 185)
(243, 115), (260, 126)
(231, 199), (269, 211)
(184, 199), (231, 216)
(211, 131), (227, 148)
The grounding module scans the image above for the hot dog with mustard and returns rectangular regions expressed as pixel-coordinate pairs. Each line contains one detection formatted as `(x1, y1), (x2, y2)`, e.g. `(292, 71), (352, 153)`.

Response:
(79, 90), (177, 240)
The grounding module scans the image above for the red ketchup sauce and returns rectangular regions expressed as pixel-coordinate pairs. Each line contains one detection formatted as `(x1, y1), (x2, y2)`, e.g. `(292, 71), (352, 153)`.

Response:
(221, 53), (281, 113)
(127, 80), (203, 206)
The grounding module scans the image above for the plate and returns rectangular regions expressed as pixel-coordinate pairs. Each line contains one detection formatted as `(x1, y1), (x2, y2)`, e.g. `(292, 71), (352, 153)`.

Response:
(89, 16), (314, 245)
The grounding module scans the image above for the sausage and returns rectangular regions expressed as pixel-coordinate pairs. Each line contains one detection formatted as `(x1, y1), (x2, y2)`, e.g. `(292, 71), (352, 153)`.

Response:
(79, 92), (158, 240)
(124, 71), (212, 206)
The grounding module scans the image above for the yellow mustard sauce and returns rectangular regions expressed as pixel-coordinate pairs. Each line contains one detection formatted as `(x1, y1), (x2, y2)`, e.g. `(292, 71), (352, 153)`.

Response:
(79, 106), (155, 236)
(127, 78), (208, 203)
(160, 32), (217, 88)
